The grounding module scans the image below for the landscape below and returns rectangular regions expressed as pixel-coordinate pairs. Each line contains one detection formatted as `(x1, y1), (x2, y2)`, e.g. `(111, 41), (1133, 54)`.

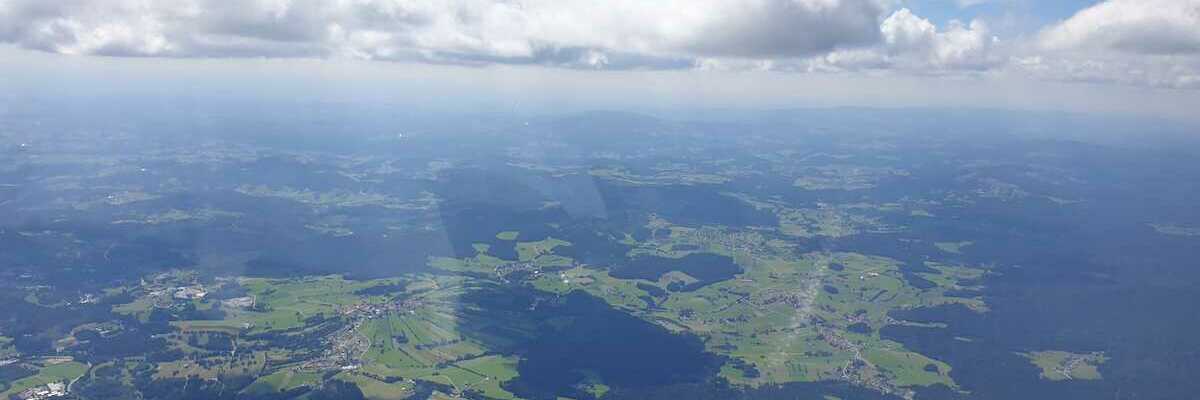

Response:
(2, 108), (1197, 400)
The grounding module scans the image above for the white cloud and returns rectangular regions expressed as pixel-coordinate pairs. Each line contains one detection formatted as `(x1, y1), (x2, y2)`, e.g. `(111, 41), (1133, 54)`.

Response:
(1025, 0), (1200, 89)
(1008, 53), (1200, 90)
(1039, 0), (1200, 55)
(1, 0), (1199, 91)
(955, 0), (997, 8)
(808, 8), (1000, 72)
(0, 0), (891, 66)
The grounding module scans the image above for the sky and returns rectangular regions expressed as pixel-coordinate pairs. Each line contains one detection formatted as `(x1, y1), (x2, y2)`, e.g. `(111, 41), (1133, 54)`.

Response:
(1, 0), (1199, 121)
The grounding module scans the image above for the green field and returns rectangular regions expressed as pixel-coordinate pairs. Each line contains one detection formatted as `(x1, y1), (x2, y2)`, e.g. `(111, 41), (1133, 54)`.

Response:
(242, 369), (324, 395)
(430, 254), (508, 275)
(438, 355), (520, 399)
(556, 216), (983, 395)
(342, 277), (531, 399)
(88, 212), (991, 398)
(0, 360), (88, 398)
(237, 275), (388, 332)
(336, 372), (415, 400)
(515, 238), (571, 262)
(1022, 351), (1107, 381)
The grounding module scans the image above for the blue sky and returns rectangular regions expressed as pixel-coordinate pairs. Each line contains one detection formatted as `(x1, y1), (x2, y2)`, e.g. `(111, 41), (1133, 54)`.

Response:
(904, 0), (1101, 27)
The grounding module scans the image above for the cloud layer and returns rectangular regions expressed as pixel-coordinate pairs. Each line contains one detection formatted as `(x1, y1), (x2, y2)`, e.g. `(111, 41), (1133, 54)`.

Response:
(1, 0), (1199, 89)
(0, 0), (893, 67)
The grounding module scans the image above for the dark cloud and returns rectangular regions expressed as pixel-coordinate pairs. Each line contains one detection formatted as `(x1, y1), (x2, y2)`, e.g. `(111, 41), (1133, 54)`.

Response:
(684, 0), (884, 58)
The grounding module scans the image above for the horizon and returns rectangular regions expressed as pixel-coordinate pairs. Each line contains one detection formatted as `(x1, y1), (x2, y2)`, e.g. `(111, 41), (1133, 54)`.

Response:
(2, 0), (1200, 122)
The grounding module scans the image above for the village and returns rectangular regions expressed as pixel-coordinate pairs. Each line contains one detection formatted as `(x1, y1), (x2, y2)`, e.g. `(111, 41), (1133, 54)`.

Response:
(13, 382), (66, 400)
(299, 295), (432, 371)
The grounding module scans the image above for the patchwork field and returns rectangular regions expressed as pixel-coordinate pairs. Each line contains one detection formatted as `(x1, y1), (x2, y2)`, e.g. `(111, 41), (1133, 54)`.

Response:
(0, 359), (88, 398)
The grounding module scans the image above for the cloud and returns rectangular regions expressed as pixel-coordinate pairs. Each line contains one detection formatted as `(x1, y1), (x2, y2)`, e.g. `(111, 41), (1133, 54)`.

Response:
(954, 0), (997, 8)
(0, 0), (892, 66)
(1038, 0), (1200, 55)
(1010, 55), (1200, 90)
(2, 0), (1198, 91)
(807, 8), (1000, 72)
(679, 0), (885, 58)
(1025, 0), (1200, 89)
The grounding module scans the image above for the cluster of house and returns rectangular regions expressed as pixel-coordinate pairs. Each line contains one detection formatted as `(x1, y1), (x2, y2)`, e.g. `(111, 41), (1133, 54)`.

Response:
(16, 382), (66, 400)
(173, 286), (208, 300)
